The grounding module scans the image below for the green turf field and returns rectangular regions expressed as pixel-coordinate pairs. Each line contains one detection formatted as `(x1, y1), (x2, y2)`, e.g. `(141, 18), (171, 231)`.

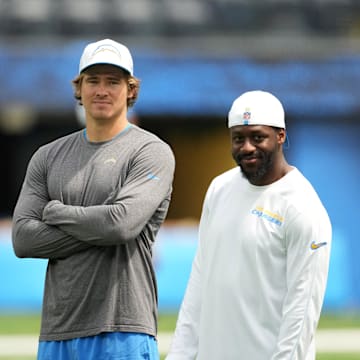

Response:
(0, 312), (359, 360)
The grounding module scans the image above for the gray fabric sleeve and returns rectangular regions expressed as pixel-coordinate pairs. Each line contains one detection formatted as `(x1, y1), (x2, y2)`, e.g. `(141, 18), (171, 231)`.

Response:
(42, 142), (175, 246)
(12, 148), (92, 259)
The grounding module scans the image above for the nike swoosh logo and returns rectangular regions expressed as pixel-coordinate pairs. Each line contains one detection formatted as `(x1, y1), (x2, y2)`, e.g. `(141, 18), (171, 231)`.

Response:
(310, 241), (327, 250)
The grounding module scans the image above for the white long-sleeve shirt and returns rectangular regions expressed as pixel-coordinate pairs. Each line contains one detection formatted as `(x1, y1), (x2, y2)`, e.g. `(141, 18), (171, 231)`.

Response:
(166, 167), (331, 360)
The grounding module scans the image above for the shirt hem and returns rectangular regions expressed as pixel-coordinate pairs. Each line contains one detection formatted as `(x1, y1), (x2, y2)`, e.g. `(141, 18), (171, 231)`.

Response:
(39, 325), (156, 342)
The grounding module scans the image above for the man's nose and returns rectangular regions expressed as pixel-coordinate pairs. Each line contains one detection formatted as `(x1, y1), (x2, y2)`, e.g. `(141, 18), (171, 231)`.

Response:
(241, 138), (256, 152)
(95, 82), (108, 95)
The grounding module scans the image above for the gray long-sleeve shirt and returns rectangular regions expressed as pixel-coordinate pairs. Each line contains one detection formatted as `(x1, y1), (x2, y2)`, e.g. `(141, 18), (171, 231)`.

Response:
(12, 124), (175, 341)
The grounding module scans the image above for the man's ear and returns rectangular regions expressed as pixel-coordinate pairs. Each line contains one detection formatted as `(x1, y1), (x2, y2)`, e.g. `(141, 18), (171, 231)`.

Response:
(278, 128), (287, 145)
(127, 83), (135, 99)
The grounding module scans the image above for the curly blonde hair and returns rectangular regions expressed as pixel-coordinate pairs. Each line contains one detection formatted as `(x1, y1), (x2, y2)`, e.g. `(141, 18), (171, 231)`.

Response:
(72, 69), (140, 108)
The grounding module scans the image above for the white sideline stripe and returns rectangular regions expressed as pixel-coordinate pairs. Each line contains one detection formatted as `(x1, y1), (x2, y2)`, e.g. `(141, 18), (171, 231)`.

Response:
(315, 329), (360, 352)
(0, 330), (360, 355)
(0, 335), (37, 355)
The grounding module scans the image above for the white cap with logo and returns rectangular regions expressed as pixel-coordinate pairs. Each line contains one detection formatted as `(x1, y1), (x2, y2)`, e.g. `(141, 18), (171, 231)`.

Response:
(228, 90), (285, 129)
(79, 39), (134, 75)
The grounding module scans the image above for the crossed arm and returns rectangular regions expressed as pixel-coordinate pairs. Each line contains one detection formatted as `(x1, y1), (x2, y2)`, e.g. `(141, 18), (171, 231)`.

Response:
(12, 150), (93, 259)
(12, 143), (175, 259)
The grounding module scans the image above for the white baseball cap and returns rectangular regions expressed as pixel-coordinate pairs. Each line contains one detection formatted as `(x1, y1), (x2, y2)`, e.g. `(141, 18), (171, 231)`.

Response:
(228, 90), (285, 129)
(79, 39), (134, 75)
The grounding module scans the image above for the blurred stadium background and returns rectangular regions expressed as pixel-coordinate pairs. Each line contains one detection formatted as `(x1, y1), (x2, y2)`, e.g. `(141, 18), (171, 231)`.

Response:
(1, 0), (360, 356)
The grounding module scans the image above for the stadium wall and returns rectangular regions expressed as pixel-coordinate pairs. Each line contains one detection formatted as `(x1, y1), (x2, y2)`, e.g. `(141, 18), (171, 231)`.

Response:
(0, 43), (359, 313)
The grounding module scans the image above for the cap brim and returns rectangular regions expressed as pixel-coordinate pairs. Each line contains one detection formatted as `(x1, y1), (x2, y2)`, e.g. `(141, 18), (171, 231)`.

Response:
(80, 62), (131, 74)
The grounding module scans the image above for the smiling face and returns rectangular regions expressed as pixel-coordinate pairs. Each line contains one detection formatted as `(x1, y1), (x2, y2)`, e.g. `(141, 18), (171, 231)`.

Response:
(230, 125), (286, 185)
(80, 64), (132, 125)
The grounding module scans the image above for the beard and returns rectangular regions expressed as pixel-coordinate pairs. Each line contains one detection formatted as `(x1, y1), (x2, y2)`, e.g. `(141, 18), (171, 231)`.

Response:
(234, 150), (275, 184)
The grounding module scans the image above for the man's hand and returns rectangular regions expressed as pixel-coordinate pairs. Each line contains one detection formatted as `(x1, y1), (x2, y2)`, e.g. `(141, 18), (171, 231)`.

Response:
(42, 200), (64, 224)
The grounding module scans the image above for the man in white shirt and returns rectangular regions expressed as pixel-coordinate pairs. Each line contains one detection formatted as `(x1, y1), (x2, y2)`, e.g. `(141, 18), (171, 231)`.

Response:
(166, 90), (331, 360)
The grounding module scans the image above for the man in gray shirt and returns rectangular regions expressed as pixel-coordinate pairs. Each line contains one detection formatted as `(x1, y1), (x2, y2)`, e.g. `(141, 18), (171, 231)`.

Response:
(12, 38), (175, 359)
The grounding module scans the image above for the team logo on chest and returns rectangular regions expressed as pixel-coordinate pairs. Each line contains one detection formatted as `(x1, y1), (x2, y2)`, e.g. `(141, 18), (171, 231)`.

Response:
(251, 206), (283, 226)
